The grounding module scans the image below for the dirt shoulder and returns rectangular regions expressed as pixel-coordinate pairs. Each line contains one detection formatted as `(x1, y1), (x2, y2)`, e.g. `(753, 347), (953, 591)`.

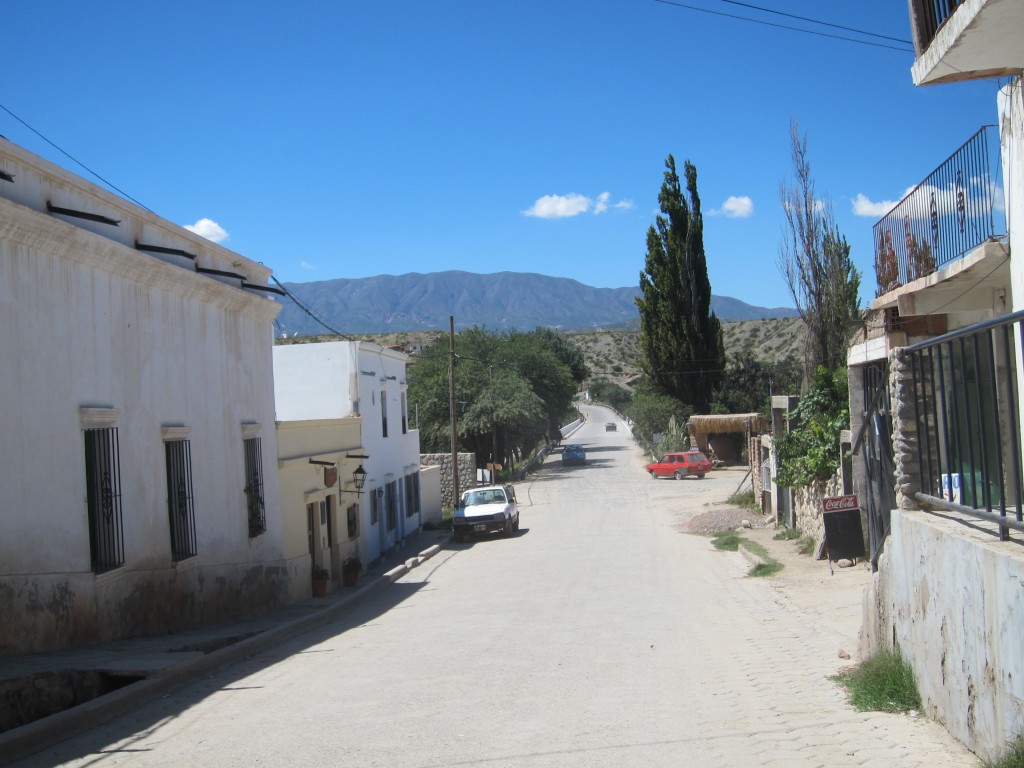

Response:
(685, 502), (873, 663)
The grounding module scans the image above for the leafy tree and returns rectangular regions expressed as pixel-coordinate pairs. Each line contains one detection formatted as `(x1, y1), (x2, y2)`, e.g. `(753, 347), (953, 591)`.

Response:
(589, 379), (632, 412)
(711, 354), (802, 417)
(774, 365), (850, 489)
(407, 326), (585, 469)
(624, 380), (692, 446)
(778, 121), (862, 376)
(637, 155), (725, 413)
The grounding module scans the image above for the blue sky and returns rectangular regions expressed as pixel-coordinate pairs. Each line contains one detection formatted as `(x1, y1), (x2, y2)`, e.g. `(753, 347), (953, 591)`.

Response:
(1, 1), (1002, 310)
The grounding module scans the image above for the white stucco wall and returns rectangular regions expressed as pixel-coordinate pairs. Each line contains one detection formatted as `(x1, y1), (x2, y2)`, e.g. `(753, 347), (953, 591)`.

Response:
(273, 341), (422, 565)
(864, 510), (1024, 763)
(0, 140), (286, 654)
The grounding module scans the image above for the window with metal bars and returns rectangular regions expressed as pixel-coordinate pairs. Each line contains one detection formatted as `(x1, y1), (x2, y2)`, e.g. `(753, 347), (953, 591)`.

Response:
(347, 503), (358, 539)
(401, 392), (408, 434)
(386, 481), (396, 531)
(84, 427), (124, 573)
(165, 439), (197, 561)
(381, 385), (389, 438)
(244, 437), (266, 537)
(404, 473), (420, 517)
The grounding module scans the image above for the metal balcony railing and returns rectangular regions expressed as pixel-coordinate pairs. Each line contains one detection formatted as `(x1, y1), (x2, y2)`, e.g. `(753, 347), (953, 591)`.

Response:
(873, 126), (1005, 296)
(910, 0), (966, 52)
(908, 310), (1024, 541)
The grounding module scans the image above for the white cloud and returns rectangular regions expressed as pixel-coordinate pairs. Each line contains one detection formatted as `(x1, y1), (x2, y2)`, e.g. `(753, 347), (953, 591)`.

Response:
(852, 193), (899, 218)
(183, 217), (229, 242)
(710, 195), (753, 218)
(300, 260), (315, 270)
(522, 191), (632, 219)
(523, 193), (591, 219)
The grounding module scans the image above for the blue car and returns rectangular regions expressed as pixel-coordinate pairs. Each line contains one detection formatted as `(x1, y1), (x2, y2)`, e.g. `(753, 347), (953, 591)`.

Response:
(563, 444), (586, 465)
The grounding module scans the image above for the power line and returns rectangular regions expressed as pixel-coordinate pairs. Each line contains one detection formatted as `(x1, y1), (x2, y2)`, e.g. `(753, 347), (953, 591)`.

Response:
(652, 0), (915, 53)
(270, 276), (357, 339)
(710, 0), (911, 45)
(0, 101), (152, 211)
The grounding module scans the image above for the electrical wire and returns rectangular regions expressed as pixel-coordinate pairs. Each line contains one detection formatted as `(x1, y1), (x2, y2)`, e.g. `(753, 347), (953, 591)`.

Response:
(270, 275), (357, 340)
(709, 0), (911, 45)
(652, 0), (915, 53)
(0, 101), (152, 212)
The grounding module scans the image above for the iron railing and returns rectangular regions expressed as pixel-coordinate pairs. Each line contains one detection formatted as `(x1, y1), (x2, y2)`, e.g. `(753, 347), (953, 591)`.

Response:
(873, 126), (1004, 296)
(910, 0), (965, 53)
(907, 310), (1024, 540)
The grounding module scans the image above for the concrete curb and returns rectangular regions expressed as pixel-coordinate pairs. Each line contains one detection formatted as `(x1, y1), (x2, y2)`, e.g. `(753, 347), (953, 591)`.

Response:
(738, 542), (768, 569)
(0, 540), (444, 766)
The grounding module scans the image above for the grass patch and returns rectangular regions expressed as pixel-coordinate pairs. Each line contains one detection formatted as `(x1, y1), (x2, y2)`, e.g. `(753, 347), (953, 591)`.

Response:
(773, 527), (802, 541)
(726, 488), (758, 510)
(712, 531), (741, 551)
(711, 532), (783, 577)
(796, 536), (817, 556)
(831, 650), (921, 713)
(986, 735), (1024, 768)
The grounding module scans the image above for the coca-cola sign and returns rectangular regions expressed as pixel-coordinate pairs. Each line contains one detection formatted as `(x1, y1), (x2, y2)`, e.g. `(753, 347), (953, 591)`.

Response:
(822, 494), (858, 512)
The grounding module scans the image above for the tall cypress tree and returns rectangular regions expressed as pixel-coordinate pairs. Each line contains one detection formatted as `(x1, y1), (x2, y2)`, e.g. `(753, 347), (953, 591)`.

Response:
(636, 155), (724, 413)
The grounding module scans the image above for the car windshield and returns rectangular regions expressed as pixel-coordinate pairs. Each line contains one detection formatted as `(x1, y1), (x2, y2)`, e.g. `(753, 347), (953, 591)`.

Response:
(463, 490), (505, 506)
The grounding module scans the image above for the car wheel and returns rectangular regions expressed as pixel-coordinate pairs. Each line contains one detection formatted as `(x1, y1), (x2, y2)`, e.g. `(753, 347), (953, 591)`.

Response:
(649, 471), (657, 479)
(454, 532), (465, 543)
(504, 517), (513, 537)
(697, 473), (706, 479)
(513, 514), (520, 532)
(674, 470), (685, 480)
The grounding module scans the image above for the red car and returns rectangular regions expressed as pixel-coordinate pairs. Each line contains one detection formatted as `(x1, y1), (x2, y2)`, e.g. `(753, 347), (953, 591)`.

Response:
(645, 451), (712, 480)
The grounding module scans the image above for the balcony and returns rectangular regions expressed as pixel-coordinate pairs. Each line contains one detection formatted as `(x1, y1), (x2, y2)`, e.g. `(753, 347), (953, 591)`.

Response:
(910, 0), (1024, 86)
(872, 126), (1006, 299)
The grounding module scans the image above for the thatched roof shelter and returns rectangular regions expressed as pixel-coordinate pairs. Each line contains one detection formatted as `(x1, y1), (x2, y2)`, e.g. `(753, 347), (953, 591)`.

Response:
(686, 413), (769, 465)
(687, 413), (769, 436)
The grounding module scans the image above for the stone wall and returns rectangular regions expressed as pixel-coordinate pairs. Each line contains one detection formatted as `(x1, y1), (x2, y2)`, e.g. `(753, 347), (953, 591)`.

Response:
(420, 453), (476, 509)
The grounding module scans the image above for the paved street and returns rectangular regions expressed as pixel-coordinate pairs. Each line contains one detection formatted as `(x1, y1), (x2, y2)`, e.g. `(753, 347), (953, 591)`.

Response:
(14, 404), (978, 767)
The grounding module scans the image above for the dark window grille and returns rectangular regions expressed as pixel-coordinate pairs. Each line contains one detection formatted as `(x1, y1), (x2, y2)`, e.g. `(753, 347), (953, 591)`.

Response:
(404, 473), (421, 517)
(370, 490), (379, 525)
(347, 503), (358, 539)
(381, 387), (389, 438)
(165, 439), (197, 561)
(85, 427), (124, 573)
(386, 482), (396, 531)
(908, 310), (1024, 540)
(244, 437), (266, 537)
(401, 392), (408, 434)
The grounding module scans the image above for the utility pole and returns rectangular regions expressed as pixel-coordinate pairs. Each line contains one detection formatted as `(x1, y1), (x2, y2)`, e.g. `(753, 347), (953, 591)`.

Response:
(448, 316), (459, 508)
(489, 365), (498, 483)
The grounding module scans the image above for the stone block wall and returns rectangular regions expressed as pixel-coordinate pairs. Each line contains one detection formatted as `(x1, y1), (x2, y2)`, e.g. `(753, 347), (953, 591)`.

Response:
(420, 452), (476, 510)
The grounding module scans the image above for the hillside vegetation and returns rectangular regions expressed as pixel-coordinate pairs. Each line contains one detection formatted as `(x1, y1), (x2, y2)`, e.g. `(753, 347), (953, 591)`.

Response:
(275, 318), (807, 393)
(570, 317), (806, 391)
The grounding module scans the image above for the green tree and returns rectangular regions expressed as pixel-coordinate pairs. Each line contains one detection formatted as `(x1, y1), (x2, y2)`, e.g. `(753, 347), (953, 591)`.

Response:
(589, 379), (632, 412)
(775, 365), (850, 489)
(711, 354), (801, 417)
(637, 154), (725, 413)
(407, 326), (585, 469)
(624, 379), (692, 446)
(778, 121), (862, 376)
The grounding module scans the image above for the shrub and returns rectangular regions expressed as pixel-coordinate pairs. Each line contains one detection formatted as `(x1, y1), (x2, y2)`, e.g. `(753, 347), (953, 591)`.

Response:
(832, 650), (920, 713)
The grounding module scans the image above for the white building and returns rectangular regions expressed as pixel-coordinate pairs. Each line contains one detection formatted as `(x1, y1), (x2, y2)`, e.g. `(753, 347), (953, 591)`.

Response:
(0, 139), (288, 655)
(273, 341), (423, 573)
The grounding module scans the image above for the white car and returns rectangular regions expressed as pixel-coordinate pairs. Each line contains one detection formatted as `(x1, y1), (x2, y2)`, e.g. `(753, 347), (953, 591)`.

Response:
(453, 484), (520, 542)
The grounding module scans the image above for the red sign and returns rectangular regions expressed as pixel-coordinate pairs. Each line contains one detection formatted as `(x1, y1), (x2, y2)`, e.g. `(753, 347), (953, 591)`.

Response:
(822, 494), (859, 512)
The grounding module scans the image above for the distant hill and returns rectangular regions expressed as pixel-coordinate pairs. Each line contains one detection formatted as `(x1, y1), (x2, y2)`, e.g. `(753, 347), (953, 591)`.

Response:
(275, 271), (797, 336)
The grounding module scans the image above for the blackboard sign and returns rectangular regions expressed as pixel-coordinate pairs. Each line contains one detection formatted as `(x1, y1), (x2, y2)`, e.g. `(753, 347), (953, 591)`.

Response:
(823, 508), (866, 562)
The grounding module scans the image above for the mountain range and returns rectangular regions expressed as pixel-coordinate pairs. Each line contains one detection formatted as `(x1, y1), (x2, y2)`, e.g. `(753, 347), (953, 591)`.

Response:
(275, 271), (797, 336)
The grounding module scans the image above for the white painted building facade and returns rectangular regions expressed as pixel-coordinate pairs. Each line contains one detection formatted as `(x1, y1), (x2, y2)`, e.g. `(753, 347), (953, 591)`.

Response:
(0, 140), (287, 655)
(273, 341), (422, 570)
